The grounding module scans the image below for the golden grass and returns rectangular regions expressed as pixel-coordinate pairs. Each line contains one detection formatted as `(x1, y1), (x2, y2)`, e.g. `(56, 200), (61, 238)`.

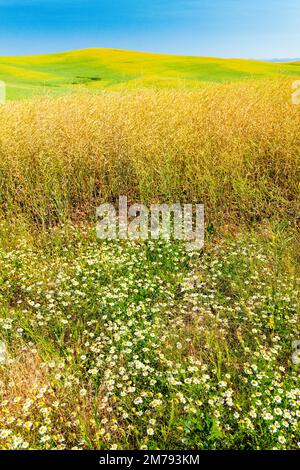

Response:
(0, 78), (299, 229)
(3, 48), (300, 101)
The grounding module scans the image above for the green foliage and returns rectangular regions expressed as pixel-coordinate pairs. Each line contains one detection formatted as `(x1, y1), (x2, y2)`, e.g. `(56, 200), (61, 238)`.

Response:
(0, 227), (299, 449)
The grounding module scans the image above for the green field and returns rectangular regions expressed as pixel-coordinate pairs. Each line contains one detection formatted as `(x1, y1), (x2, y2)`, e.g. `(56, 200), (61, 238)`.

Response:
(1, 48), (300, 99)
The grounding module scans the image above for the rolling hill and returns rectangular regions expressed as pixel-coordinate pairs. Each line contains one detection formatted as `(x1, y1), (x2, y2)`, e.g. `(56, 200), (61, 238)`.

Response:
(0, 48), (300, 99)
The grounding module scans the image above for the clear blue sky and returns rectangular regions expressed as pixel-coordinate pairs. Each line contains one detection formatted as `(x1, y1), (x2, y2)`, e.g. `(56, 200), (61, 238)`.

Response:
(0, 0), (299, 58)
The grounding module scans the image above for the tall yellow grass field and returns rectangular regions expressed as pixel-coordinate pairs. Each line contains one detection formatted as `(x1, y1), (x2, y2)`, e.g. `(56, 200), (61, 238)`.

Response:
(0, 78), (299, 228)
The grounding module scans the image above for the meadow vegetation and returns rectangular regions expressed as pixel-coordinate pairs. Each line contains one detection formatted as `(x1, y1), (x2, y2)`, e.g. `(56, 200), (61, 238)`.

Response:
(0, 76), (299, 449)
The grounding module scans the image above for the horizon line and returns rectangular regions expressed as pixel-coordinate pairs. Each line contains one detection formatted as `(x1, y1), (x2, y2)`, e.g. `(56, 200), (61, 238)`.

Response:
(0, 47), (299, 64)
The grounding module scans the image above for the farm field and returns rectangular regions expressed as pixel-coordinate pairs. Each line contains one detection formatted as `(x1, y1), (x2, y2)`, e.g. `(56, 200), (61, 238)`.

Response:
(0, 52), (299, 450)
(1, 48), (300, 99)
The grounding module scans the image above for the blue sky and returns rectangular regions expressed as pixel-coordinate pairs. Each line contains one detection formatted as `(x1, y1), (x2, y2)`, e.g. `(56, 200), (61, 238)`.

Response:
(0, 0), (299, 58)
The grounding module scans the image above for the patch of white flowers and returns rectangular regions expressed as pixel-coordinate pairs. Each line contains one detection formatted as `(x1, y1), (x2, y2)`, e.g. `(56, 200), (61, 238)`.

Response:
(0, 228), (299, 449)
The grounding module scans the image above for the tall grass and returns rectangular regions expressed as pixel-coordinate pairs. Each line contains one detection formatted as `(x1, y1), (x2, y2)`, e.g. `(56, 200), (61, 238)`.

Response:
(0, 79), (299, 229)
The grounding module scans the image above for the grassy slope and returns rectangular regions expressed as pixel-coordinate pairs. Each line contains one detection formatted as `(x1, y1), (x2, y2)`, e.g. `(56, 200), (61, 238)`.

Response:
(1, 48), (300, 99)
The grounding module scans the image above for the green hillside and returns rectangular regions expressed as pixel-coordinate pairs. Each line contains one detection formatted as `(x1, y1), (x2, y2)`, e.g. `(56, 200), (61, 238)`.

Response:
(0, 48), (300, 99)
